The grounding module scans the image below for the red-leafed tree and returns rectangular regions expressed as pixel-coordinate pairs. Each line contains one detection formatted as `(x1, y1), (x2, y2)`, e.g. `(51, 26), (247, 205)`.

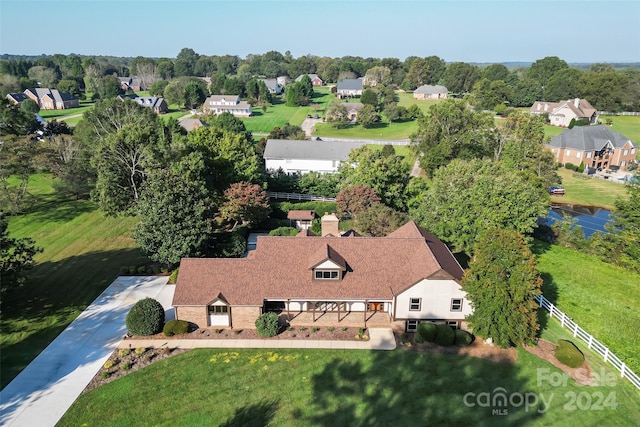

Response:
(219, 182), (271, 229)
(335, 185), (381, 220)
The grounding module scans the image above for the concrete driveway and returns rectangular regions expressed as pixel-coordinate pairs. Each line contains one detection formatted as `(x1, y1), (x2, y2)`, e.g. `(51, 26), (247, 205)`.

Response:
(300, 117), (322, 137)
(0, 276), (172, 427)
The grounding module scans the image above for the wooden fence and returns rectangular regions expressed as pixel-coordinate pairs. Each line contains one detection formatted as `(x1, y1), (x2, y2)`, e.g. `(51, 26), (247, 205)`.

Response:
(536, 294), (640, 391)
(267, 192), (336, 202)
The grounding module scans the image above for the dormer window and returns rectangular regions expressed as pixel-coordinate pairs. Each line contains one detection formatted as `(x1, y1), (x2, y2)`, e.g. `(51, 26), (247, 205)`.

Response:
(315, 270), (339, 280)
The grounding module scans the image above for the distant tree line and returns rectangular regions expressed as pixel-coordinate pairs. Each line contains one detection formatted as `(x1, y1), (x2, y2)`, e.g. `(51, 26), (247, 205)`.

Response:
(2, 51), (639, 112)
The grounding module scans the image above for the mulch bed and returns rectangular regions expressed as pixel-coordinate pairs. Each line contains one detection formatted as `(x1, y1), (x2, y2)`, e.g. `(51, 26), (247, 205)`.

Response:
(524, 339), (592, 385)
(397, 333), (517, 364)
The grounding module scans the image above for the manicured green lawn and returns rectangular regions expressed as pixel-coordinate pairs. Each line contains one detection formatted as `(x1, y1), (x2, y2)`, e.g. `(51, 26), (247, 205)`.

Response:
(551, 168), (628, 210)
(396, 92), (442, 114)
(57, 329), (640, 426)
(366, 144), (417, 168)
(535, 241), (640, 374)
(314, 120), (418, 140)
(241, 87), (336, 134)
(543, 125), (565, 139)
(38, 99), (95, 122)
(1, 174), (147, 389)
(601, 115), (640, 147)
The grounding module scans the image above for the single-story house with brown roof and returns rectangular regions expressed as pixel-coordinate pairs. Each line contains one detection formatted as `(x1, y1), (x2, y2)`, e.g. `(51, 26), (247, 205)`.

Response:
(287, 210), (316, 230)
(172, 214), (472, 333)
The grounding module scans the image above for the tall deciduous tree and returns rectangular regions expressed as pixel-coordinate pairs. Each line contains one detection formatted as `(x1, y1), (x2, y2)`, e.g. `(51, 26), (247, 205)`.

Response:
(219, 181), (271, 229)
(527, 56), (569, 96)
(441, 62), (481, 94)
(356, 204), (408, 237)
(409, 158), (549, 254)
(0, 213), (42, 297)
(134, 156), (214, 265)
(462, 228), (542, 348)
(338, 146), (409, 211)
(335, 185), (381, 219)
(326, 102), (349, 128)
(411, 99), (497, 176)
(356, 104), (380, 128)
(604, 177), (640, 272)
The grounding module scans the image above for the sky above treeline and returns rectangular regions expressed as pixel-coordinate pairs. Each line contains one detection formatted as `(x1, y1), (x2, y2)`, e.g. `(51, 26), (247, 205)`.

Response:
(1, 0), (639, 63)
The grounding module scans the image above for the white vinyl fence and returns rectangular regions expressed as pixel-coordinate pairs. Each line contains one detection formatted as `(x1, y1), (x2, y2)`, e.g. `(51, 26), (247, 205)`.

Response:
(536, 294), (640, 391)
(267, 192), (336, 202)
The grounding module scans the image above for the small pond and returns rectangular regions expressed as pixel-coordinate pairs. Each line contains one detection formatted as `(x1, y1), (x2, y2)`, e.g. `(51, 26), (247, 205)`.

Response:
(546, 204), (611, 238)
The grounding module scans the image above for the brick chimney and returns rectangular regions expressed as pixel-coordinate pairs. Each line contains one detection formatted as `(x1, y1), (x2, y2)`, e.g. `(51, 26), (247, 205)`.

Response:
(321, 212), (339, 237)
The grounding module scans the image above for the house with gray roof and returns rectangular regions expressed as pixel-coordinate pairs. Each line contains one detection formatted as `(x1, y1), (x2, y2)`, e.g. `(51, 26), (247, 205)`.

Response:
(117, 94), (168, 113)
(337, 78), (363, 98)
(5, 93), (29, 105)
(531, 98), (598, 127)
(413, 84), (448, 100)
(259, 78), (283, 94)
(547, 125), (637, 170)
(24, 88), (79, 110)
(295, 74), (323, 86)
(202, 95), (252, 117)
(264, 139), (367, 174)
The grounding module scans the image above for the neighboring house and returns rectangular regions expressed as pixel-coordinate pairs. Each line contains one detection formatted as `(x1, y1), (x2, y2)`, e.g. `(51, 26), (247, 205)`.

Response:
(276, 75), (290, 87)
(337, 78), (363, 98)
(259, 78), (283, 95)
(530, 98), (598, 127)
(547, 125), (637, 170)
(172, 215), (472, 332)
(24, 88), (79, 110)
(117, 94), (168, 113)
(179, 118), (208, 132)
(119, 76), (144, 92)
(288, 210), (316, 230)
(202, 95), (252, 117)
(263, 139), (366, 174)
(295, 74), (323, 86)
(5, 92), (29, 105)
(342, 102), (364, 121)
(413, 84), (448, 100)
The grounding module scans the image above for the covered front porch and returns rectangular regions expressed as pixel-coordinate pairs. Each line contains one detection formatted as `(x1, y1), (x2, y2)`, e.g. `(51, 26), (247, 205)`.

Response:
(267, 299), (393, 328)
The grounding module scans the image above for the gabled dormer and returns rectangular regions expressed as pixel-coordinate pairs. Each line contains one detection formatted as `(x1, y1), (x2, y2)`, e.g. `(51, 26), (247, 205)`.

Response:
(309, 244), (347, 281)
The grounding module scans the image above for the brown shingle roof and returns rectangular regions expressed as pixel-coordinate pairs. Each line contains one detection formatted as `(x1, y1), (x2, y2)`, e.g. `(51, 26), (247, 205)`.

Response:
(173, 221), (463, 306)
(287, 210), (315, 220)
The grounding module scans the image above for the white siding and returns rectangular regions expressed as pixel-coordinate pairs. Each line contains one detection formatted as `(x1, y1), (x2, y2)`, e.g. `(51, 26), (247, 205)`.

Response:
(315, 260), (342, 269)
(395, 279), (471, 320)
(265, 158), (338, 174)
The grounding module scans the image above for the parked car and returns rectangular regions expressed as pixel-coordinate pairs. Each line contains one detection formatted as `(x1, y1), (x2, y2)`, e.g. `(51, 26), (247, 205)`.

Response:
(313, 114), (319, 119)
(548, 186), (565, 195)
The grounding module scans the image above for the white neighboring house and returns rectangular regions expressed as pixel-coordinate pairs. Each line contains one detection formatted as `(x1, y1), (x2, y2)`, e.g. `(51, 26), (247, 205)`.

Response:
(263, 139), (367, 174)
(530, 98), (598, 127)
(337, 78), (363, 98)
(202, 95), (252, 117)
(259, 79), (283, 94)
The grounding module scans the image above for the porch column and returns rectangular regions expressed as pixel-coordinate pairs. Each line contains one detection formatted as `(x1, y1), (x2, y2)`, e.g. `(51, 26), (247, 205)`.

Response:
(338, 301), (341, 322)
(364, 299), (368, 328)
(287, 299), (290, 321)
(312, 301), (316, 322)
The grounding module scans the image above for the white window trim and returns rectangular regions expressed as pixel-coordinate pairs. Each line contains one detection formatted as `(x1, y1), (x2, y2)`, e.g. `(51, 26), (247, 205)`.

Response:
(406, 320), (418, 332)
(409, 298), (421, 311)
(451, 298), (463, 312)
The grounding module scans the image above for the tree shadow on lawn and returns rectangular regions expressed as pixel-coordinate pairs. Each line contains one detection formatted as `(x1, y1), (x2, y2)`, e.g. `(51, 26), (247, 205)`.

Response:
(536, 271), (558, 339)
(362, 122), (389, 130)
(220, 399), (279, 427)
(300, 350), (545, 426)
(19, 191), (95, 224)
(1, 248), (147, 389)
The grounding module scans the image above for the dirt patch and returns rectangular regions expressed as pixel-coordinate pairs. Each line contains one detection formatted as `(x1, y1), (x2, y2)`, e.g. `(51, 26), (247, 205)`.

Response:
(397, 333), (517, 364)
(125, 325), (370, 342)
(524, 339), (592, 385)
(84, 347), (188, 393)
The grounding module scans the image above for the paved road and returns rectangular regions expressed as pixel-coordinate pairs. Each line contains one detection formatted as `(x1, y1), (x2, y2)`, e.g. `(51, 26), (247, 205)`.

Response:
(0, 276), (171, 427)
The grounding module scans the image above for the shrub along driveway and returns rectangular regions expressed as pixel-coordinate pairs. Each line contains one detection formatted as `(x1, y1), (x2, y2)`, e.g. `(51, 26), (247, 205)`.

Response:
(0, 276), (171, 427)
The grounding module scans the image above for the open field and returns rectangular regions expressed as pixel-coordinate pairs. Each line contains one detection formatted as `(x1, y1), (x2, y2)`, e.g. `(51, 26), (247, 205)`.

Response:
(601, 115), (640, 147)
(534, 241), (640, 373)
(57, 322), (640, 426)
(1, 174), (146, 389)
(396, 92), (442, 114)
(314, 119), (418, 140)
(551, 168), (629, 210)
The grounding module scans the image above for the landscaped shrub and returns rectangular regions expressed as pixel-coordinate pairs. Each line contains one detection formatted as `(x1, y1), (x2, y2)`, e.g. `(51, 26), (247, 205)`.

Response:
(555, 340), (585, 368)
(269, 226), (299, 236)
(125, 297), (165, 336)
(255, 312), (280, 337)
(168, 268), (179, 284)
(454, 329), (474, 346)
(137, 266), (147, 274)
(417, 322), (437, 343)
(577, 161), (585, 173)
(163, 319), (189, 336)
(564, 163), (577, 171)
(434, 324), (455, 346)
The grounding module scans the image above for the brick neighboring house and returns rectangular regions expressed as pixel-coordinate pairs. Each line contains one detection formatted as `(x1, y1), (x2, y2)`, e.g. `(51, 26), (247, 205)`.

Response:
(119, 76), (143, 92)
(547, 125), (637, 170)
(413, 84), (448, 100)
(172, 216), (472, 332)
(24, 88), (79, 110)
(202, 95), (252, 117)
(259, 78), (283, 94)
(337, 78), (363, 98)
(295, 74), (323, 86)
(264, 139), (367, 174)
(530, 98), (598, 127)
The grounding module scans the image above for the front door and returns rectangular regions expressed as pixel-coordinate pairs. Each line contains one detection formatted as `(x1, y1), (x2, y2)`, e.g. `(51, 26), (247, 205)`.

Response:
(367, 302), (383, 312)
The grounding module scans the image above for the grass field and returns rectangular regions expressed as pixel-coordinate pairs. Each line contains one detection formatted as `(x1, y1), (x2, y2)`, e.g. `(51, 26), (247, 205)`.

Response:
(38, 98), (95, 122)
(396, 92), (442, 114)
(1, 174), (146, 389)
(57, 321), (640, 426)
(551, 168), (629, 210)
(534, 241), (640, 373)
(314, 119), (418, 140)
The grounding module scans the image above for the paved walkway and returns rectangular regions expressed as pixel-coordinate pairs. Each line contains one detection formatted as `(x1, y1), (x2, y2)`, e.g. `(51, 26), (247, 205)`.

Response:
(0, 276), (170, 427)
(119, 328), (396, 351)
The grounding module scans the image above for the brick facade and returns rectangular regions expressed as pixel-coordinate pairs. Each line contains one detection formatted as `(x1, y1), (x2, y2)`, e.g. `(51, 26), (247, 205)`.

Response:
(230, 306), (262, 329)
(175, 306), (208, 328)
